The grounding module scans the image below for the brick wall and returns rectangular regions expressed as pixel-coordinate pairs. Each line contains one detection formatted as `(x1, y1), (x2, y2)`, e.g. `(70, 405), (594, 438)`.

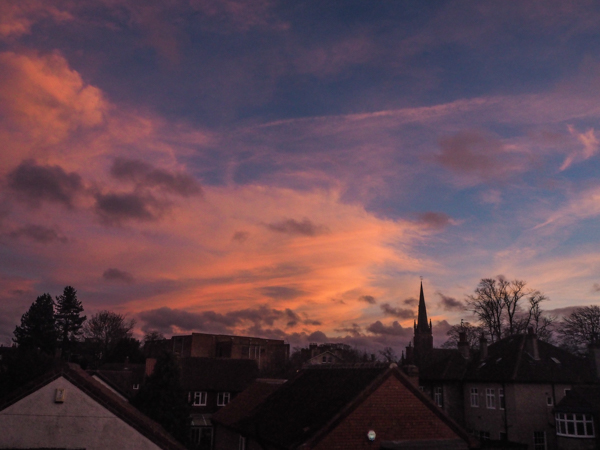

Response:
(313, 375), (462, 450)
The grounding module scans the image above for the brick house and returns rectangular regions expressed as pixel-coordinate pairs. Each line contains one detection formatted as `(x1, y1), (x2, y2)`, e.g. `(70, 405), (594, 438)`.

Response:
(0, 362), (186, 450)
(212, 364), (476, 450)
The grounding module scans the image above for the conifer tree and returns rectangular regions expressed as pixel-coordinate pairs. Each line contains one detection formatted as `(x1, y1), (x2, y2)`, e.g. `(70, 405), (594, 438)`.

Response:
(55, 286), (86, 352)
(13, 293), (58, 355)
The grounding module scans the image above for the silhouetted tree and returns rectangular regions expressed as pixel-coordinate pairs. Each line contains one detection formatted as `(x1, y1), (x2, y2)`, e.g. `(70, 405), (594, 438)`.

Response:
(441, 322), (484, 349)
(83, 310), (134, 364)
(378, 346), (398, 363)
(13, 293), (58, 355)
(56, 286), (86, 354)
(467, 277), (550, 342)
(558, 305), (600, 354)
(131, 352), (190, 445)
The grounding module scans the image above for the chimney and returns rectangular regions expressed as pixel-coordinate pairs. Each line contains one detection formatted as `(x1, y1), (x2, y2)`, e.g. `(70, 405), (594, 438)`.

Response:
(145, 358), (157, 377)
(588, 335), (600, 379)
(526, 327), (540, 361)
(479, 334), (488, 360)
(405, 342), (414, 364)
(458, 331), (470, 359)
(402, 364), (420, 386)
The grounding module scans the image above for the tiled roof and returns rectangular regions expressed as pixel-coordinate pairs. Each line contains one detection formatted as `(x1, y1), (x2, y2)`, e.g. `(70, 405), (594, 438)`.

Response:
(555, 385), (600, 413)
(0, 362), (186, 450)
(212, 379), (284, 428)
(231, 364), (389, 448)
(179, 357), (259, 391)
(420, 334), (594, 384)
(217, 363), (474, 449)
(89, 363), (145, 398)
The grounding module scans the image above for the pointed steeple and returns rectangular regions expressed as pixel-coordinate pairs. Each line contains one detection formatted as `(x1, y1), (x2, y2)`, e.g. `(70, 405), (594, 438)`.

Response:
(416, 281), (429, 333)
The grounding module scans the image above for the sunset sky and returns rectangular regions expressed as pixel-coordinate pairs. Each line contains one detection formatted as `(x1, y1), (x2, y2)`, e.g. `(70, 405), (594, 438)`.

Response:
(1, 1), (600, 354)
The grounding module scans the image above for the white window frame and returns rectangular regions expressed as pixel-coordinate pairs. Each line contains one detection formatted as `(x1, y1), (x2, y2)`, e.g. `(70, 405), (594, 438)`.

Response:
(132, 383), (140, 390)
(239, 436), (246, 450)
(217, 391), (230, 406)
(499, 388), (505, 410)
(434, 386), (443, 407)
(486, 388), (496, 409)
(470, 388), (479, 407)
(193, 391), (207, 406)
(533, 431), (546, 450)
(556, 413), (595, 438)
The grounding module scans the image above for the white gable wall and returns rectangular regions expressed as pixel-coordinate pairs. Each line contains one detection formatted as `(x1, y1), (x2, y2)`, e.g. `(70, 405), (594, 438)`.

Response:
(0, 376), (163, 450)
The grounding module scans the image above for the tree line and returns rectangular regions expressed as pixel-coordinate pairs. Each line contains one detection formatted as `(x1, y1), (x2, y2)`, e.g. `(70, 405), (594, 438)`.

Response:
(442, 276), (600, 355)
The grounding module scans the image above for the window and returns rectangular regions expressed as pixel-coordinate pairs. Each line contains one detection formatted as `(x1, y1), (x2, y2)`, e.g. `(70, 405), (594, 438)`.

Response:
(434, 387), (443, 407)
(190, 426), (213, 450)
(499, 388), (505, 410)
(132, 383), (140, 390)
(470, 388), (479, 407)
(546, 396), (553, 406)
(192, 391), (207, 406)
(486, 388), (496, 409)
(534, 431), (546, 450)
(322, 355), (327, 363)
(499, 432), (507, 441)
(217, 392), (230, 406)
(556, 413), (595, 438)
(239, 436), (246, 450)
(471, 430), (490, 440)
(564, 388), (571, 396)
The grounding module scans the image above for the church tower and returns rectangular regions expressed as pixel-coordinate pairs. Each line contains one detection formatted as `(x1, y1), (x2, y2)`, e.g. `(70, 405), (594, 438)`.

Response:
(412, 281), (433, 363)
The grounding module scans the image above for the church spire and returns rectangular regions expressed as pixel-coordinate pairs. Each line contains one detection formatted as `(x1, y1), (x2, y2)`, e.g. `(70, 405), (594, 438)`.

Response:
(416, 280), (429, 333)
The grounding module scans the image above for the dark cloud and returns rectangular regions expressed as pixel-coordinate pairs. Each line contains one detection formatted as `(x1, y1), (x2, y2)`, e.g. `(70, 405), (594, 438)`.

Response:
(94, 192), (160, 223)
(232, 231), (249, 243)
(417, 212), (453, 230)
(546, 306), (588, 319)
(110, 158), (201, 197)
(358, 295), (376, 304)
(434, 130), (527, 182)
(367, 320), (412, 337)
(403, 297), (418, 306)
(307, 331), (328, 343)
(334, 323), (362, 337)
(103, 268), (135, 284)
(266, 218), (329, 237)
(438, 293), (465, 311)
(139, 304), (312, 335)
(259, 285), (305, 300)
(7, 159), (83, 208)
(304, 319), (322, 326)
(9, 224), (67, 244)
(380, 303), (414, 319)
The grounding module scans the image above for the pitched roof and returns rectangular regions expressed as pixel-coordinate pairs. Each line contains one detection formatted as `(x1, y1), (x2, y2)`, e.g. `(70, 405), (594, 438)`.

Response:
(179, 357), (259, 391)
(215, 363), (474, 449)
(89, 363), (145, 398)
(420, 334), (595, 384)
(212, 379), (284, 428)
(0, 362), (186, 450)
(555, 385), (600, 413)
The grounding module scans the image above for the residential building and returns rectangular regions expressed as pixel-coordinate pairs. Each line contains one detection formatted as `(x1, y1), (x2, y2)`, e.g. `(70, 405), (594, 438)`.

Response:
(180, 357), (259, 449)
(554, 385), (600, 450)
(170, 332), (289, 373)
(407, 283), (597, 450)
(212, 363), (476, 450)
(0, 362), (186, 450)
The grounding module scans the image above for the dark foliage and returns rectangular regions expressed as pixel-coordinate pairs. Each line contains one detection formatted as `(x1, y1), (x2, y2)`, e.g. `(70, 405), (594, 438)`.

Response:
(558, 305), (600, 354)
(0, 347), (55, 398)
(56, 286), (86, 353)
(13, 293), (58, 355)
(131, 352), (190, 446)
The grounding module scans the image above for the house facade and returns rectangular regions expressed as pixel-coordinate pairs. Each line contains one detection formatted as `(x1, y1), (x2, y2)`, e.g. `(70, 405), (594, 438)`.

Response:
(212, 364), (476, 450)
(0, 362), (185, 450)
